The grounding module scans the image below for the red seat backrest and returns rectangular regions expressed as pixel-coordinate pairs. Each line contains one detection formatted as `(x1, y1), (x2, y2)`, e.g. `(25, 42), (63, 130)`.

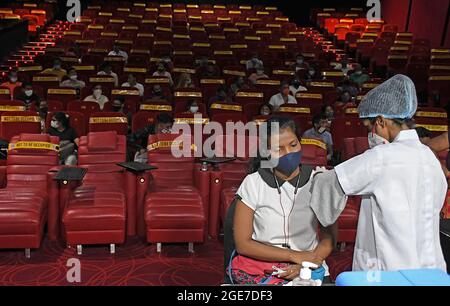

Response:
(0, 111), (42, 141)
(300, 138), (328, 167)
(88, 111), (129, 135)
(331, 116), (367, 152)
(342, 137), (370, 161)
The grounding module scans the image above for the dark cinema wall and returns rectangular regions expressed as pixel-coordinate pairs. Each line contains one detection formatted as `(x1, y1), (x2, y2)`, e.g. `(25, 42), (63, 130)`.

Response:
(382, 0), (450, 47)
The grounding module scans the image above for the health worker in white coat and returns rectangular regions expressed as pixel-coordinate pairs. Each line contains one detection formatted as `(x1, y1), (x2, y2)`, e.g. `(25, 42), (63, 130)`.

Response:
(309, 74), (447, 272)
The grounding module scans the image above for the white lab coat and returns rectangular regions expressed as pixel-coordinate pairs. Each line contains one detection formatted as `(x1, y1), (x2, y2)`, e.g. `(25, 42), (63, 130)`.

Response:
(334, 130), (447, 272)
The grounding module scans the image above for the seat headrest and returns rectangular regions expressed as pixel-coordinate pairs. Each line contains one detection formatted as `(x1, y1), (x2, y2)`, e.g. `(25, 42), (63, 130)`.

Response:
(87, 131), (118, 152)
(8, 134), (60, 154)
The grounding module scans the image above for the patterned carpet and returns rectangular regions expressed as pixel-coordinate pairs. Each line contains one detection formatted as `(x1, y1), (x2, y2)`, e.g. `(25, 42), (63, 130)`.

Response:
(0, 237), (353, 286)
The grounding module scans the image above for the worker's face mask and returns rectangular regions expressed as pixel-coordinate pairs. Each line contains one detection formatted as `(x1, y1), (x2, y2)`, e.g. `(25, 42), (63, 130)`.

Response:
(368, 126), (389, 148)
(274, 151), (302, 177)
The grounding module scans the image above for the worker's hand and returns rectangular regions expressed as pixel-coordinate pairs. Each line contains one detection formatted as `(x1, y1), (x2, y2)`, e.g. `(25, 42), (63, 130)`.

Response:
(278, 265), (300, 280)
(290, 250), (323, 267)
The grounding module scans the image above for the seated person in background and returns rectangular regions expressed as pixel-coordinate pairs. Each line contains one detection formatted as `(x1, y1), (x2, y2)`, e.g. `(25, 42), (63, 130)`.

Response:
(415, 126), (433, 143)
(334, 90), (356, 112)
(259, 103), (273, 116)
(47, 112), (79, 166)
(1, 70), (22, 99)
(97, 62), (119, 87)
(40, 58), (67, 81)
(304, 65), (320, 82)
(121, 73), (144, 97)
(349, 63), (370, 86)
(336, 79), (359, 97)
(289, 77), (308, 95)
(83, 85), (109, 110)
(248, 67), (269, 85)
(291, 54), (310, 72)
(111, 97), (132, 133)
(199, 62), (220, 78)
(175, 73), (195, 89)
(15, 82), (40, 110)
(333, 59), (351, 76)
(60, 67), (86, 90)
(160, 55), (173, 71)
(37, 100), (48, 132)
(268, 82), (297, 111)
(108, 44), (128, 62)
(152, 62), (174, 87)
(321, 105), (335, 132)
(127, 113), (174, 163)
(246, 53), (264, 70)
(65, 43), (82, 62)
(303, 114), (334, 161)
(186, 99), (201, 114)
(208, 85), (232, 108)
(229, 76), (249, 96)
(145, 85), (168, 103)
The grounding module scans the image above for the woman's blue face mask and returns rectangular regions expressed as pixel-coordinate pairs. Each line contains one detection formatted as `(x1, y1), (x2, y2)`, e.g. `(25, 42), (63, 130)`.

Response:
(273, 151), (302, 177)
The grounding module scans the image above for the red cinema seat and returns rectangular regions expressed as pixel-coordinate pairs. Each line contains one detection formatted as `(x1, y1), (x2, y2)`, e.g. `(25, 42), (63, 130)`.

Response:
(137, 133), (208, 252)
(47, 88), (77, 103)
(173, 89), (203, 105)
(331, 116), (367, 153)
(211, 113), (248, 129)
(414, 108), (448, 137)
(234, 90), (264, 105)
(0, 100), (27, 114)
(62, 131), (130, 254)
(337, 196), (361, 243)
(0, 111), (42, 141)
(88, 112), (129, 135)
(67, 100), (101, 119)
(0, 134), (60, 257)
(428, 76), (450, 107)
(324, 18), (339, 34)
(209, 102), (243, 117)
(300, 138), (327, 167)
(208, 134), (259, 238)
(0, 88), (11, 100)
(342, 137), (370, 161)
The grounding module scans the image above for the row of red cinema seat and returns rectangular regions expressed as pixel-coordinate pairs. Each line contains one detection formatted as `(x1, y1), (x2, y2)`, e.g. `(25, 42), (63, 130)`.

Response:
(0, 131), (333, 256)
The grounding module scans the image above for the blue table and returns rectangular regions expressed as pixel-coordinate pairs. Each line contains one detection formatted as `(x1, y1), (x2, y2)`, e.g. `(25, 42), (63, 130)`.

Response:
(336, 269), (450, 286)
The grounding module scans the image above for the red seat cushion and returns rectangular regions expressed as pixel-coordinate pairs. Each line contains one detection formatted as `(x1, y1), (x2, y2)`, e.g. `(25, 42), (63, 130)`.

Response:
(0, 196), (46, 235)
(63, 195), (126, 232)
(145, 189), (205, 229)
(337, 207), (359, 229)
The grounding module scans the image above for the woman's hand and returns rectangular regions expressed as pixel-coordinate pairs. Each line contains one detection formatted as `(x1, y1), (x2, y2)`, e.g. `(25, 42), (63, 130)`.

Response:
(289, 250), (323, 266)
(278, 265), (300, 280)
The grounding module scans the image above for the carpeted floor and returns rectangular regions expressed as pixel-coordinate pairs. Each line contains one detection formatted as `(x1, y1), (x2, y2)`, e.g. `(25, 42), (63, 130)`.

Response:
(0, 237), (353, 286)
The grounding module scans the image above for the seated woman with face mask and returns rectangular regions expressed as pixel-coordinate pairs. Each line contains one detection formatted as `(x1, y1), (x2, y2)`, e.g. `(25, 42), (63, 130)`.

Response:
(227, 117), (337, 285)
(83, 85), (109, 110)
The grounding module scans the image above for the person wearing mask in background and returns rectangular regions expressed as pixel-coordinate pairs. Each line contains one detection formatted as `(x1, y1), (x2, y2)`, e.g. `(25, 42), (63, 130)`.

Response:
(310, 75), (447, 272)
(248, 67), (269, 85)
(291, 54), (310, 72)
(1, 70), (22, 99)
(334, 59), (351, 76)
(246, 53), (264, 70)
(121, 73), (144, 97)
(304, 66), (319, 82)
(208, 85), (232, 108)
(108, 44), (128, 62)
(128, 113), (174, 163)
(200, 62), (220, 78)
(337, 79), (359, 98)
(161, 55), (173, 71)
(349, 63), (370, 87)
(322, 105), (335, 132)
(152, 62), (173, 87)
(186, 99), (201, 114)
(175, 73), (195, 89)
(335, 90), (356, 110)
(111, 97), (132, 133)
(97, 62), (119, 87)
(268, 82), (297, 111)
(60, 67), (86, 90)
(146, 85), (168, 103)
(303, 114), (334, 161)
(259, 103), (272, 116)
(15, 82), (40, 110)
(229, 76), (249, 97)
(228, 116), (336, 284)
(37, 100), (48, 132)
(47, 112), (79, 166)
(289, 77), (308, 95)
(83, 85), (109, 110)
(41, 58), (67, 81)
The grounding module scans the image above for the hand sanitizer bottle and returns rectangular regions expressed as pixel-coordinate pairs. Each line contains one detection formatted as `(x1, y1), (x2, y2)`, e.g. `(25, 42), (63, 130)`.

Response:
(293, 262), (322, 286)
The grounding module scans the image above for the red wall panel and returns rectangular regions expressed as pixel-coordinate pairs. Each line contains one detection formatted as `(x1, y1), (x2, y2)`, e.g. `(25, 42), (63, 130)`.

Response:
(382, 0), (410, 32)
(408, 0), (449, 47)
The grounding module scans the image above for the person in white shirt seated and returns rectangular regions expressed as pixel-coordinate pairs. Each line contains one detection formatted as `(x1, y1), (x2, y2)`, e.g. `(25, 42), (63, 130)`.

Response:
(121, 73), (144, 97)
(97, 62), (119, 87)
(83, 85), (109, 110)
(152, 62), (174, 87)
(333, 59), (351, 76)
(246, 53), (264, 71)
(60, 68), (86, 90)
(289, 78), (307, 95)
(268, 82), (298, 111)
(108, 44), (128, 62)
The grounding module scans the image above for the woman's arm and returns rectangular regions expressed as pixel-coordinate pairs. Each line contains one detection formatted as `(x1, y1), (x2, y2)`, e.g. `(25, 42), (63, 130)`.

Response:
(315, 223), (338, 260)
(426, 132), (449, 153)
(233, 200), (322, 265)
